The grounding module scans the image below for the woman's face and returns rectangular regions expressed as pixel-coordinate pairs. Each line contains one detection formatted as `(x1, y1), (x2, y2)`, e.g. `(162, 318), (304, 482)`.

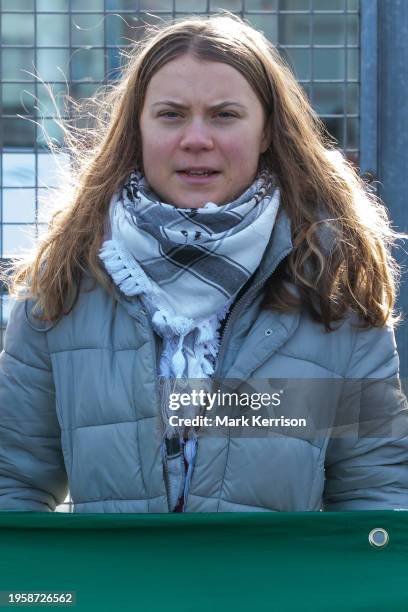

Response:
(139, 54), (270, 209)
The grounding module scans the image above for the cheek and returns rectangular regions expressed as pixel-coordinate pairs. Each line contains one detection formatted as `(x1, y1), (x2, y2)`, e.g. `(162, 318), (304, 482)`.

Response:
(222, 138), (260, 165)
(143, 134), (176, 162)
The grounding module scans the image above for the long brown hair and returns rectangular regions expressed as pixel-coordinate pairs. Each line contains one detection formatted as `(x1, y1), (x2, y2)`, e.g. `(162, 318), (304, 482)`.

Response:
(4, 13), (403, 329)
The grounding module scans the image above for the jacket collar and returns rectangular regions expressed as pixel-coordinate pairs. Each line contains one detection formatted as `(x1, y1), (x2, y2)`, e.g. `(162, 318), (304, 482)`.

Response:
(250, 204), (293, 288)
(216, 205), (300, 382)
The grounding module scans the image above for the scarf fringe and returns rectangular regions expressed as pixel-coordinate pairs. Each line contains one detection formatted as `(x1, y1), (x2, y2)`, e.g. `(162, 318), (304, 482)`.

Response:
(99, 240), (153, 296)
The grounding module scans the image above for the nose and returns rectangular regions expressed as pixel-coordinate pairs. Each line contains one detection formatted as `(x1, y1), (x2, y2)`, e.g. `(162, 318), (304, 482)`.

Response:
(179, 119), (214, 151)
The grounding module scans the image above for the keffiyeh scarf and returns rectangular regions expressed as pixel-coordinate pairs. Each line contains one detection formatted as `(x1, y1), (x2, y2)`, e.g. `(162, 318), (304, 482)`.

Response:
(99, 169), (280, 508)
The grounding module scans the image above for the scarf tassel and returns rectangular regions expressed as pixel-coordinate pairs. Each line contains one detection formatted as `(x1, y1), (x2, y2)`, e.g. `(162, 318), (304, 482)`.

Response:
(171, 335), (187, 378)
(197, 321), (215, 343)
(201, 356), (215, 376)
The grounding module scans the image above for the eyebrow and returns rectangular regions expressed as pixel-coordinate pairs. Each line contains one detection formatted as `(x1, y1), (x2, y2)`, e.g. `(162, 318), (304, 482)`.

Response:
(151, 100), (247, 110)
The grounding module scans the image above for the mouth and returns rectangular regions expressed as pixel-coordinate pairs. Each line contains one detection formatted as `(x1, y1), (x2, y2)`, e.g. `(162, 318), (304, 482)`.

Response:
(176, 170), (221, 184)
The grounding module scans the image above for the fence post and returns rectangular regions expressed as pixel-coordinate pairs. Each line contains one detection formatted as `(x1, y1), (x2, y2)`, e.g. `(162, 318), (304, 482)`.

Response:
(361, 0), (408, 376)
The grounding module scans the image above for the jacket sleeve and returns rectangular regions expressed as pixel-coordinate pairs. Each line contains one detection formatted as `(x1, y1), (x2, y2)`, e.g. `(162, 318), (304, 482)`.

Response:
(323, 322), (408, 510)
(0, 299), (68, 511)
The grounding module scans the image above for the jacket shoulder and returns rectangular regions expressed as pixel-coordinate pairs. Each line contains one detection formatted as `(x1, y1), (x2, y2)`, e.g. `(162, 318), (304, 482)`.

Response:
(3, 298), (52, 370)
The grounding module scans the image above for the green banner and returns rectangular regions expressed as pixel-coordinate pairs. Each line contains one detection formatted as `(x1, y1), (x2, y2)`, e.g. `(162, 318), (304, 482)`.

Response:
(0, 511), (407, 611)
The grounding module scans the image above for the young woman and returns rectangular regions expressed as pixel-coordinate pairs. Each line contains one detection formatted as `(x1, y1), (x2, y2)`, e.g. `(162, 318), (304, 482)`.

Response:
(1, 14), (407, 513)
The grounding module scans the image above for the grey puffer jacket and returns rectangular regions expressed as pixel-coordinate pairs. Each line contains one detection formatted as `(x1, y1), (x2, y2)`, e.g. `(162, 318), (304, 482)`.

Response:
(1, 209), (408, 513)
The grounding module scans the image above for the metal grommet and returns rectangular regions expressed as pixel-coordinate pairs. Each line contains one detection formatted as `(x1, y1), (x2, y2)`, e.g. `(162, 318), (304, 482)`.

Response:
(264, 328), (273, 336)
(368, 528), (389, 548)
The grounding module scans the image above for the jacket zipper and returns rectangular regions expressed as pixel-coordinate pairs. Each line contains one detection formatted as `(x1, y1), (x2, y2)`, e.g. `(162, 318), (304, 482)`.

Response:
(214, 248), (292, 378)
(141, 312), (174, 509)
